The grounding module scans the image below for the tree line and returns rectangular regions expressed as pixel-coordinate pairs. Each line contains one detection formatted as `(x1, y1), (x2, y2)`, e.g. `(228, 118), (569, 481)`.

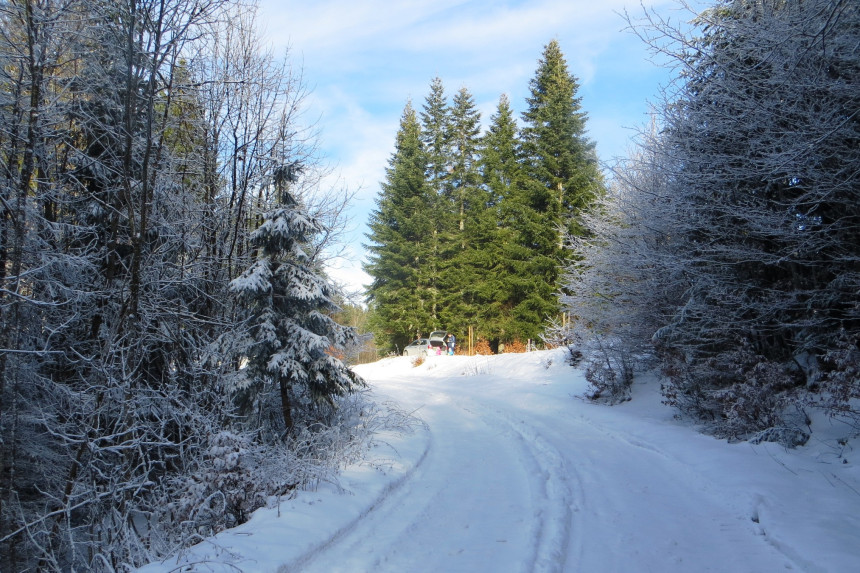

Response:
(563, 0), (859, 445)
(364, 40), (605, 354)
(0, 1), (363, 570)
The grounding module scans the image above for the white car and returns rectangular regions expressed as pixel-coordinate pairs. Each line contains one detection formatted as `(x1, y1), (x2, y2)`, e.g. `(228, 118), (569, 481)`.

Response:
(428, 331), (447, 348)
(403, 332), (448, 357)
(402, 338), (430, 357)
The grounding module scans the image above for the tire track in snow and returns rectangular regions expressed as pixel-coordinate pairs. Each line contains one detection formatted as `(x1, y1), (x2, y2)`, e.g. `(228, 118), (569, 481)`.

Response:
(565, 412), (819, 571)
(287, 387), (579, 573)
(461, 400), (582, 573)
(279, 423), (433, 572)
(540, 409), (805, 572)
(578, 414), (832, 572)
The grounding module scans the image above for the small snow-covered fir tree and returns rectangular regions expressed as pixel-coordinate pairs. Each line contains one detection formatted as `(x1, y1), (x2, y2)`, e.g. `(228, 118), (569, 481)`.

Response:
(230, 165), (363, 433)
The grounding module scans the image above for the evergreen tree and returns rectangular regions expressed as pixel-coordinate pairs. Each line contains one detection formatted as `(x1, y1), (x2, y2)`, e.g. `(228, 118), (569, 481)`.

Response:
(418, 77), (452, 326)
(515, 39), (603, 336)
(364, 102), (436, 352)
(366, 46), (604, 350)
(230, 166), (363, 434)
(477, 94), (528, 346)
(521, 39), (603, 234)
(439, 86), (485, 337)
(448, 86), (483, 237)
(420, 76), (452, 197)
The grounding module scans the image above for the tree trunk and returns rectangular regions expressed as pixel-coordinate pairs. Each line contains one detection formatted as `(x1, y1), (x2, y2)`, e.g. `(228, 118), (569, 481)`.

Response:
(279, 380), (294, 431)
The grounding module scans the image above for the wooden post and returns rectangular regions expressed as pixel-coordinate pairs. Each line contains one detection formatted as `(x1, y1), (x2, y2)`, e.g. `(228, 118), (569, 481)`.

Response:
(468, 325), (474, 356)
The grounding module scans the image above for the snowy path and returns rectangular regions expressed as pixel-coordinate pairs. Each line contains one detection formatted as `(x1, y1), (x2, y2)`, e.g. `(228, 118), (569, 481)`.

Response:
(287, 352), (833, 573)
(139, 349), (860, 573)
(289, 385), (575, 573)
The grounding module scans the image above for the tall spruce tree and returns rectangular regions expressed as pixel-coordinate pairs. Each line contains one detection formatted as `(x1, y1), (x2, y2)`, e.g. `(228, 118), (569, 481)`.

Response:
(448, 87), (482, 236)
(230, 167), (362, 434)
(364, 102), (436, 352)
(420, 76), (452, 198)
(477, 94), (529, 346)
(515, 39), (603, 335)
(418, 77), (452, 326)
(439, 86), (483, 336)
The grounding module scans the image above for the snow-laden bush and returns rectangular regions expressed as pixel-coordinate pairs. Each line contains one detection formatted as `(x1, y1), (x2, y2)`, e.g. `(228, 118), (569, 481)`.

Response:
(582, 337), (636, 404)
(167, 431), (265, 539)
(808, 332), (860, 427)
(660, 342), (810, 446)
(152, 388), (421, 557)
(558, 175), (668, 404)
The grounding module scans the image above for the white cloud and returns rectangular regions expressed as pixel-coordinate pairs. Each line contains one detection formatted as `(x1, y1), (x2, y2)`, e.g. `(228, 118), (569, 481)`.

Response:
(306, 90), (400, 222)
(259, 0), (466, 57)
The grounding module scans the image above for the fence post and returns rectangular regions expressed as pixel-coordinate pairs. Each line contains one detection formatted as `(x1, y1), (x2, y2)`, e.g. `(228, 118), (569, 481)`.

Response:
(468, 325), (474, 356)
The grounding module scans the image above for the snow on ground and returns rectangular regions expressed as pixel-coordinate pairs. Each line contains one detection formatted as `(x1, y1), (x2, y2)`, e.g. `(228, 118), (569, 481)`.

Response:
(138, 349), (860, 572)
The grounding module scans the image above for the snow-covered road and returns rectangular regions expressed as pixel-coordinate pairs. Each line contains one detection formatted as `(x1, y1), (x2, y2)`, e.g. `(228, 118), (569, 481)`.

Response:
(292, 383), (574, 572)
(140, 349), (860, 572)
(289, 351), (859, 573)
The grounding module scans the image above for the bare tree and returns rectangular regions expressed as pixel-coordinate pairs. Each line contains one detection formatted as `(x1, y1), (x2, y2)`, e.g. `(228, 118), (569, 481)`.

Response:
(562, 119), (685, 402)
(0, 0), (237, 569)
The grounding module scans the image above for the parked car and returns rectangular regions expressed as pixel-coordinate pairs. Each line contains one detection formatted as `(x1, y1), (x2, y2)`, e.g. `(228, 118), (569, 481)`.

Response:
(403, 332), (448, 357)
(428, 330), (447, 346)
(427, 331), (448, 355)
(403, 338), (430, 357)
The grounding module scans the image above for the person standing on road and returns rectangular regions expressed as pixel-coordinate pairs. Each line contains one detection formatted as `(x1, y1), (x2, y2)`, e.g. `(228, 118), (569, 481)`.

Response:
(446, 332), (456, 356)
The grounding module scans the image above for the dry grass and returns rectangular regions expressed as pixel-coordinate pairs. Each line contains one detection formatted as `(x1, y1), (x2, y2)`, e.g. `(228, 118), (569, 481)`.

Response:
(474, 339), (493, 355)
(505, 339), (527, 353)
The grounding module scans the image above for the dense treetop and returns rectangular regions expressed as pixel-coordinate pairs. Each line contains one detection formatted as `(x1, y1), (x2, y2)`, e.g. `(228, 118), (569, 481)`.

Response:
(365, 40), (604, 354)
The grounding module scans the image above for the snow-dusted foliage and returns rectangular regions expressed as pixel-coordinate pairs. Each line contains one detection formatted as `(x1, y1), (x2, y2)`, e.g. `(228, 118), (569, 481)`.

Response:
(561, 122), (679, 403)
(230, 187), (364, 436)
(0, 1), (365, 570)
(563, 0), (860, 442)
(137, 388), (411, 564)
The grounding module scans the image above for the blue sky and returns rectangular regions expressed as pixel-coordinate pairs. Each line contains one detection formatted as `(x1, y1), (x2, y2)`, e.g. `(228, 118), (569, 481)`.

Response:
(255, 0), (686, 297)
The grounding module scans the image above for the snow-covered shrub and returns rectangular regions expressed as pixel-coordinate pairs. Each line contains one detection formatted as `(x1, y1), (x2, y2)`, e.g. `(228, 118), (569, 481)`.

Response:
(566, 346), (584, 367)
(542, 318), (575, 349)
(808, 332), (860, 425)
(160, 387), (420, 553)
(581, 336), (635, 404)
(167, 431), (272, 540)
(462, 359), (493, 377)
(661, 343), (810, 446)
(284, 389), (424, 490)
(559, 132), (675, 406)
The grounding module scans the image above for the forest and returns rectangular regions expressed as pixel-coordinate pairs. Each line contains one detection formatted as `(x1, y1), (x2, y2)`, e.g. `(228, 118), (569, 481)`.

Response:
(363, 41), (604, 354)
(0, 0), (368, 570)
(563, 0), (859, 445)
(365, 0), (859, 443)
(0, 0), (858, 570)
